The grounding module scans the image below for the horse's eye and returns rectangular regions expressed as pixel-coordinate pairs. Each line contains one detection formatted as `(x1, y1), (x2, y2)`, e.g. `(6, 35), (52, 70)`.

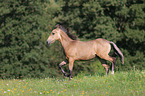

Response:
(52, 33), (55, 35)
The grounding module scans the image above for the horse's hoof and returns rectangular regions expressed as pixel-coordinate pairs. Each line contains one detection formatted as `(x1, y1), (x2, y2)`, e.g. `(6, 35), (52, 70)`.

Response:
(65, 73), (69, 77)
(111, 71), (114, 74)
(69, 77), (72, 80)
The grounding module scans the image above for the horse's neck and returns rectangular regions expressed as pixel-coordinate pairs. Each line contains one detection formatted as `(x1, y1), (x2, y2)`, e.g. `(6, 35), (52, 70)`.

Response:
(60, 31), (73, 48)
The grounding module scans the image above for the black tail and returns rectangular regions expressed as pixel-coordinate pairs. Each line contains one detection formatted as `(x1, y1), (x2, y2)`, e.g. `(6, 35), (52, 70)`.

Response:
(110, 41), (124, 64)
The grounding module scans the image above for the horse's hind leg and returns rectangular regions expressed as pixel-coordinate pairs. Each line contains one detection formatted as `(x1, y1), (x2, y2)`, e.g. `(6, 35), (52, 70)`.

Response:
(59, 60), (68, 77)
(111, 57), (116, 74)
(100, 54), (116, 74)
(110, 51), (117, 74)
(99, 59), (110, 75)
(103, 56), (116, 74)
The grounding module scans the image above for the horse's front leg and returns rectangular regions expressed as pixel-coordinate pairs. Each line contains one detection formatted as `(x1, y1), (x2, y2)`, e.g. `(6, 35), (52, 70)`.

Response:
(59, 60), (68, 77)
(68, 58), (74, 80)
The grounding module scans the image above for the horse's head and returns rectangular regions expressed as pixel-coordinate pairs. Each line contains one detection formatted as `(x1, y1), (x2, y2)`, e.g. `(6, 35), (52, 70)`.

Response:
(47, 27), (61, 46)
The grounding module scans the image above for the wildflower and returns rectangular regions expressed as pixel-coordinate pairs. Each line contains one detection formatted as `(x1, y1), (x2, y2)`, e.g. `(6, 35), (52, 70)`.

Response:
(43, 91), (45, 93)
(9, 92), (10, 95)
(40, 92), (42, 94)
(10, 90), (14, 93)
(64, 89), (67, 92)
(7, 89), (10, 91)
(4, 91), (6, 93)
(106, 92), (108, 94)
(47, 91), (49, 93)
(14, 88), (16, 91)
(103, 81), (105, 84)
(61, 91), (63, 93)
(23, 86), (26, 89)
(73, 85), (75, 86)
(50, 90), (52, 91)
(29, 88), (32, 91)
(22, 90), (24, 92)
(53, 91), (55, 93)
(143, 76), (145, 77)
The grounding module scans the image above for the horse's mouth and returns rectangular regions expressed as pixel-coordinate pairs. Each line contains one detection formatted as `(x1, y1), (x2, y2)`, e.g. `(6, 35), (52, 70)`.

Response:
(48, 41), (51, 45)
(47, 40), (54, 46)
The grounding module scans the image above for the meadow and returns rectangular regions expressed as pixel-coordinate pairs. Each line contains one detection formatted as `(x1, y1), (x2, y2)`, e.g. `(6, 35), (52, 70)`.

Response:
(1, 70), (145, 96)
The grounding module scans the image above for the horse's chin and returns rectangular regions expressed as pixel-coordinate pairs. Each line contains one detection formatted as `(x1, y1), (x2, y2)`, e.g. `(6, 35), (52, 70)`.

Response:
(47, 40), (55, 46)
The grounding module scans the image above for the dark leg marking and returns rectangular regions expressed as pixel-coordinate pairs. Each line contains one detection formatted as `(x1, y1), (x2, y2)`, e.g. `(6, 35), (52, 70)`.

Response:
(59, 60), (69, 77)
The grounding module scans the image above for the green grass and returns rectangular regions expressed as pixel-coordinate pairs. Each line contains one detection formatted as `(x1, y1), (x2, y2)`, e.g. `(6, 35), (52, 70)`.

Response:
(1, 70), (145, 96)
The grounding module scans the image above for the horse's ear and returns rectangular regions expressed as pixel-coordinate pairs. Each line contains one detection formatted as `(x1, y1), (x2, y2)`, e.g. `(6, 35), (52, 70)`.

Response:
(55, 24), (61, 28)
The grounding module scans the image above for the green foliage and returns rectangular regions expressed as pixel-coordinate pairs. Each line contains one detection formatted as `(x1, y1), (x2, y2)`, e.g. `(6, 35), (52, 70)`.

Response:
(0, 0), (145, 78)
(0, 0), (64, 78)
(89, 61), (105, 75)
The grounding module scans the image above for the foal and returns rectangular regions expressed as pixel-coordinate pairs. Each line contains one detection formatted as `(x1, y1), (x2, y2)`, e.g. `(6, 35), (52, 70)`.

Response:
(47, 25), (124, 80)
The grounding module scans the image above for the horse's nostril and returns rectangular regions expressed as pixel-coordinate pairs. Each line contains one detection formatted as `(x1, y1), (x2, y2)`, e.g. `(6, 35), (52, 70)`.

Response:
(47, 40), (52, 46)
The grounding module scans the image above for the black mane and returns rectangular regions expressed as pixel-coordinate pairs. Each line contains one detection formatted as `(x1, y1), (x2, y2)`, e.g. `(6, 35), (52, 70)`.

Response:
(55, 24), (78, 40)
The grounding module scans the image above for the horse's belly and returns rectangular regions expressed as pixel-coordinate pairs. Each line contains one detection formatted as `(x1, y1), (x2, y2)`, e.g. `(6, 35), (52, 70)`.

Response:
(66, 41), (96, 60)
(75, 52), (96, 60)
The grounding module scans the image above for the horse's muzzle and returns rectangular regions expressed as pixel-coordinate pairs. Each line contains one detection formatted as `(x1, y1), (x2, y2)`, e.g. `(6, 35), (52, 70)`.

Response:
(46, 40), (52, 47)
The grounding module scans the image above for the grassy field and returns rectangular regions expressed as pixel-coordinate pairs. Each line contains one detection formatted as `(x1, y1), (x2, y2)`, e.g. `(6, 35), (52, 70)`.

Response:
(0, 70), (145, 96)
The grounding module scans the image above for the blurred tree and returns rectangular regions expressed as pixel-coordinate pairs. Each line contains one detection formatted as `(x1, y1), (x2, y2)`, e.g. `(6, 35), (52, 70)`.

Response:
(0, 0), (145, 78)
(0, 0), (64, 78)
